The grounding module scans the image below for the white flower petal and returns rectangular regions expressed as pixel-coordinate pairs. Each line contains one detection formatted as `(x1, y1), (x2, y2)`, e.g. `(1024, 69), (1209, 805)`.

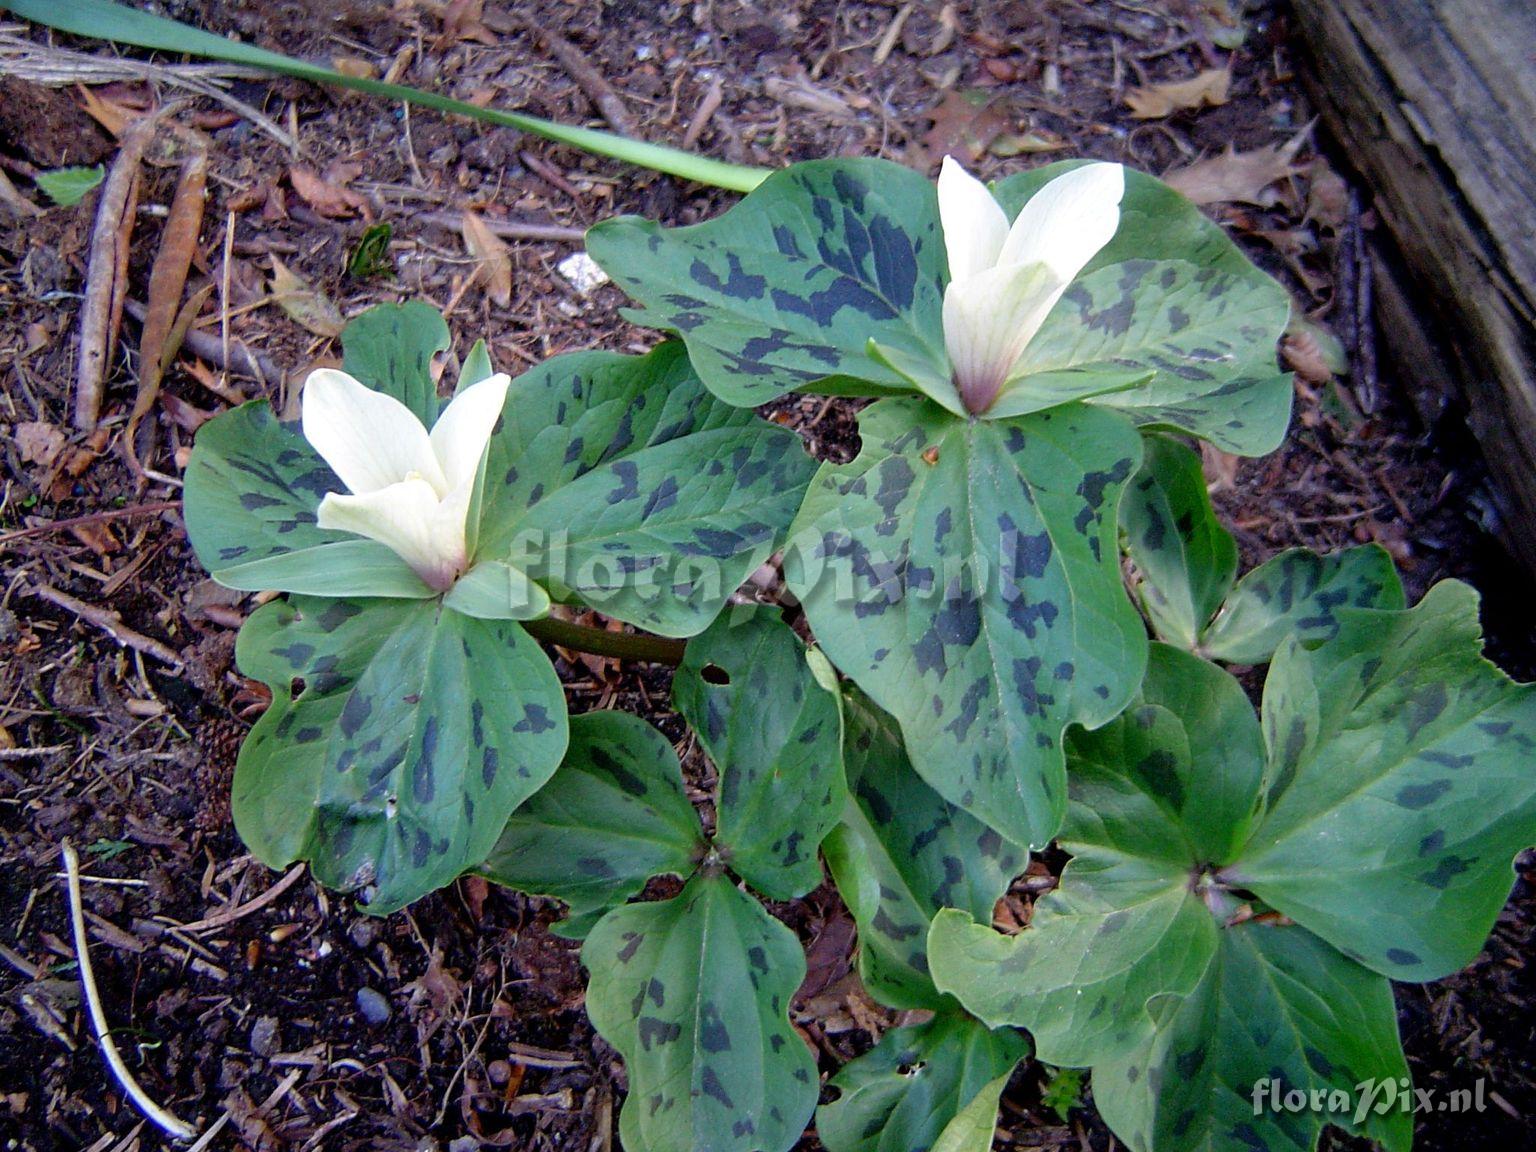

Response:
(937, 156), (1011, 282)
(302, 369), (448, 496)
(429, 372), (511, 492)
(944, 261), (1063, 414)
(997, 162), (1124, 283)
(317, 477), (466, 590)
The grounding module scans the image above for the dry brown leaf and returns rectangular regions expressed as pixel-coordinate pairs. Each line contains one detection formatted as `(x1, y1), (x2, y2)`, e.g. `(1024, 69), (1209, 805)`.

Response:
(331, 56), (379, 80)
(15, 421), (65, 469)
(921, 90), (1010, 164)
(1125, 67), (1231, 119)
(129, 144), (207, 479)
(1163, 131), (1307, 206)
(268, 256), (345, 338)
(288, 167), (371, 220)
(1305, 156), (1349, 229)
(461, 211), (512, 308)
(74, 84), (133, 138)
(438, 0), (498, 47)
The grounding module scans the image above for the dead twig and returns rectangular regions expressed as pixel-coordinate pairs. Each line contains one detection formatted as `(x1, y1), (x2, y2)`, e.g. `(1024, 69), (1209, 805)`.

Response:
(62, 841), (197, 1141)
(124, 298), (282, 383)
(531, 24), (639, 137)
(682, 76), (724, 151)
(26, 581), (184, 667)
(76, 117), (156, 431)
(0, 500), (180, 547)
(415, 209), (584, 243)
(166, 862), (307, 934)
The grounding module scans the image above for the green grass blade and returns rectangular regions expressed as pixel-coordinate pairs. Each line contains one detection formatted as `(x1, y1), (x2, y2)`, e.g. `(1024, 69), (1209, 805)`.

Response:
(4, 0), (770, 193)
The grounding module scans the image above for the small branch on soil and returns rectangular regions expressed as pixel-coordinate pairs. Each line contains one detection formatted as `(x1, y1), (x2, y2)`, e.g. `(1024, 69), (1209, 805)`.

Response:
(124, 298), (283, 384)
(526, 23), (640, 138)
(0, 744), (69, 759)
(522, 617), (687, 665)
(0, 500), (181, 547)
(414, 209), (585, 244)
(62, 840), (198, 1142)
(76, 117), (155, 431)
(166, 861), (307, 934)
(27, 582), (183, 667)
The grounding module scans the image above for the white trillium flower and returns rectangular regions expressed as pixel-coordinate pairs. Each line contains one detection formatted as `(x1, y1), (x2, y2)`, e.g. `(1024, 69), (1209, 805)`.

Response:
(301, 368), (511, 592)
(938, 157), (1126, 415)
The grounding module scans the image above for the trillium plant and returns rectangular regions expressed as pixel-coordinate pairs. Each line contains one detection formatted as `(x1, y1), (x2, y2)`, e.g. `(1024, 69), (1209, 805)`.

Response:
(184, 156), (1536, 1152)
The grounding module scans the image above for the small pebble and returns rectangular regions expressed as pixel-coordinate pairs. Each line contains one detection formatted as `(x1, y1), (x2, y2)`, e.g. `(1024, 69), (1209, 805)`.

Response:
(557, 251), (611, 296)
(356, 986), (392, 1026)
(250, 1015), (279, 1057)
(349, 919), (378, 949)
(448, 1139), (479, 1152)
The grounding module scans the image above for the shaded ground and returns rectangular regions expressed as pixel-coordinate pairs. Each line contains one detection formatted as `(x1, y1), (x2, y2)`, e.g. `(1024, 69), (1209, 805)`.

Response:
(1, 1), (1532, 1149)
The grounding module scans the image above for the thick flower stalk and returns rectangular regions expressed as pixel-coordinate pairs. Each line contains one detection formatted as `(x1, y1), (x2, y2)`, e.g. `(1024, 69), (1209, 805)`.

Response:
(301, 368), (510, 591)
(938, 157), (1125, 415)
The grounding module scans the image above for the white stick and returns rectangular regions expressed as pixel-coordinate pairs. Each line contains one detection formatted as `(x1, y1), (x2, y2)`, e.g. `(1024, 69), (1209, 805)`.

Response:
(61, 841), (197, 1142)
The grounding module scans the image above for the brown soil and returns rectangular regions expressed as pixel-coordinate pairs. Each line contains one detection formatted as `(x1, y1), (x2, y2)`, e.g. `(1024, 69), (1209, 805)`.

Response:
(1, 2), (1532, 1150)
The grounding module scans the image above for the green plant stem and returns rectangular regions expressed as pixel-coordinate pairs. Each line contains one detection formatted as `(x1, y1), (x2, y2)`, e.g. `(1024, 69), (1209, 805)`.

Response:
(8, 0), (771, 193)
(523, 617), (687, 665)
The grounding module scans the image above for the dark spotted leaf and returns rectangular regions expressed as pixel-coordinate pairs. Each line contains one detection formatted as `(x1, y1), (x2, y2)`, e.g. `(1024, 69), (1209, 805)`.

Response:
(1200, 543), (1404, 663)
(927, 644), (1409, 1152)
(673, 607), (845, 900)
(339, 299), (450, 425)
(582, 871), (816, 1152)
(1120, 433), (1236, 649)
(590, 158), (1291, 460)
(1120, 436), (1404, 663)
(985, 162), (1292, 451)
(232, 596), (566, 913)
(817, 1012), (1027, 1152)
(479, 711), (705, 938)
(1230, 580), (1536, 979)
(786, 396), (1147, 850)
(823, 689), (1025, 1009)
(1092, 921), (1410, 1152)
(183, 402), (436, 598)
(586, 158), (952, 409)
(929, 646), (1259, 1062)
(481, 342), (816, 637)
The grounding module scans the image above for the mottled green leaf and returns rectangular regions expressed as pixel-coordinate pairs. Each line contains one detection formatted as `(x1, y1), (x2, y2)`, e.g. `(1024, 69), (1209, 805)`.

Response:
(183, 402), (435, 597)
(583, 872), (816, 1152)
(932, 600), (1536, 1152)
(1232, 580), (1536, 979)
(232, 596), (566, 912)
(673, 607), (845, 900)
(586, 158), (952, 409)
(482, 342), (815, 637)
(986, 261), (1292, 455)
(1120, 434), (1236, 648)
(339, 300), (451, 425)
(823, 689), (1025, 1009)
(990, 162), (1292, 451)
(479, 711), (704, 938)
(786, 396), (1146, 850)
(1094, 923), (1410, 1152)
(591, 157), (1292, 459)
(817, 1012), (1027, 1152)
(1200, 544), (1404, 663)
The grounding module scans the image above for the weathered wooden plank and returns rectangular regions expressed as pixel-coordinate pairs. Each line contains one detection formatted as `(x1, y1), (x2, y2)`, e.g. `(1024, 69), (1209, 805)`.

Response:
(1292, 0), (1536, 575)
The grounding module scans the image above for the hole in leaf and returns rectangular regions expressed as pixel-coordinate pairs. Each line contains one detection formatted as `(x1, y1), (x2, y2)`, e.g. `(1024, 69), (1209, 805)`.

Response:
(700, 663), (731, 686)
(290, 676), (307, 697)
